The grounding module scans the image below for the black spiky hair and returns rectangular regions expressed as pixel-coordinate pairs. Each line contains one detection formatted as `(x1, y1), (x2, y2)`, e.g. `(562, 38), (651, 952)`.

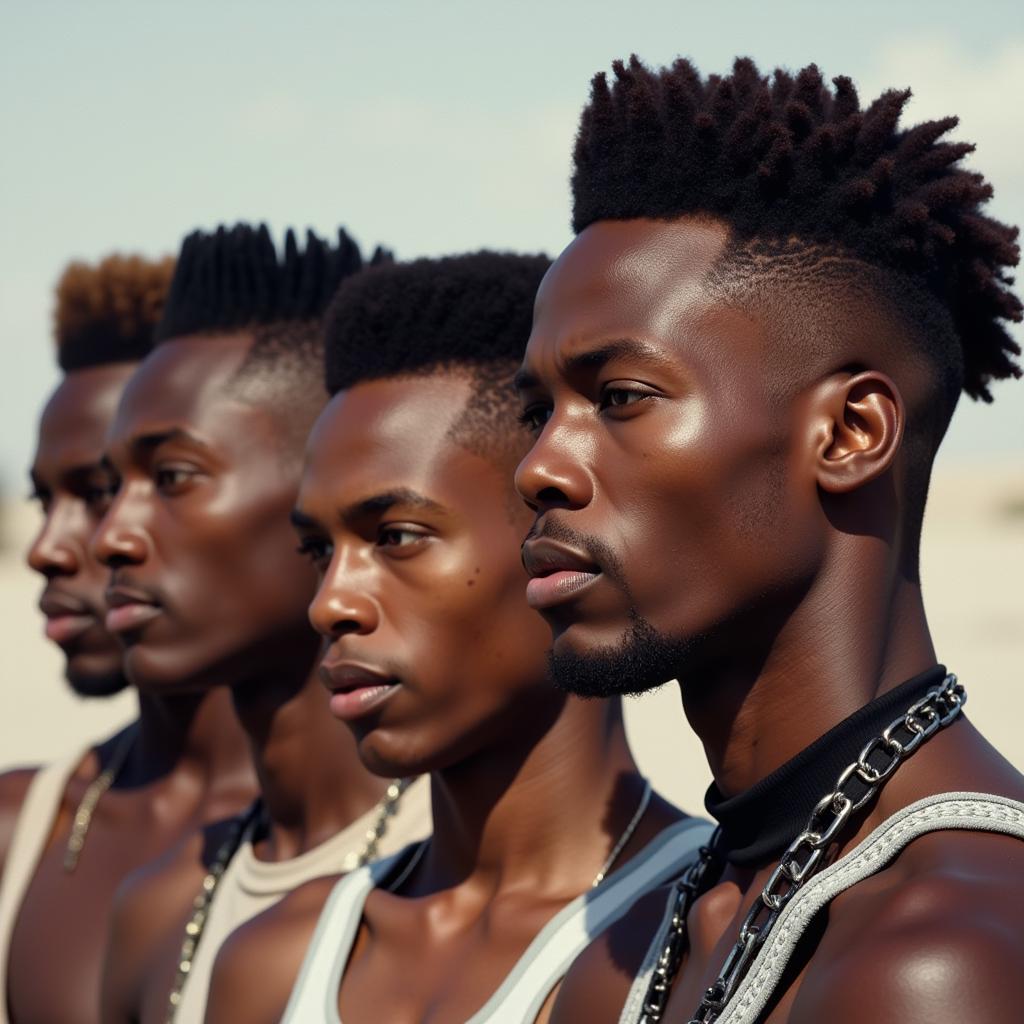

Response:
(156, 223), (388, 342)
(324, 251), (550, 395)
(572, 56), (1022, 402)
(55, 254), (175, 372)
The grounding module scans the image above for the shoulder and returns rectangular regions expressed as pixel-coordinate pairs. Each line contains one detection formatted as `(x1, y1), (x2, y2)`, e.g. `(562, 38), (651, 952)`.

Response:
(791, 830), (1024, 1024)
(204, 874), (339, 1024)
(0, 767), (41, 879)
(550, 883), (676, 1024)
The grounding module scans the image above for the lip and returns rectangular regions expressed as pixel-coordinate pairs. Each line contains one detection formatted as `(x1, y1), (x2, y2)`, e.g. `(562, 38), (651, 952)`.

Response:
(104, 584), (163, 635)
(521, 538), (602, 611)
(38, 590), (97, 646)
(318, 660), (401, 722)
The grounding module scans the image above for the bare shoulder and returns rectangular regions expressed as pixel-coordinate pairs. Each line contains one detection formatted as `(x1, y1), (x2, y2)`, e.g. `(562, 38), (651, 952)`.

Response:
(0, 767), (40, 878)
(791, 830), (1024, 1024)
(204, 873), (340, 1024)
(551, 883), (676, 1024)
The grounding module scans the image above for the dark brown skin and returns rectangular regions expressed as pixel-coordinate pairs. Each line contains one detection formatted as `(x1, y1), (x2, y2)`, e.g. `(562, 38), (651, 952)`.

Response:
(513, 217), (1024, 1024)
(204, 373), (686, 1024)
(4, 364), (256, 1024)
(92, 334), (389, 1024)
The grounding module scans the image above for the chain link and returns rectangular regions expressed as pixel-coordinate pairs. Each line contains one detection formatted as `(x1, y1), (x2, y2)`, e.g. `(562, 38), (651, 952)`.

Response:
(637, 673), (965, 1024)
(686, 673), (965, 1023)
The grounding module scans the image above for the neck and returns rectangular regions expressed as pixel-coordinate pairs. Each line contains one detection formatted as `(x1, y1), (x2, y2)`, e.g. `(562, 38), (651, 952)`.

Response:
(231, 670), (388, 861)
(122, 687), (253, 798)
(421, 692), (646, 896)
(683, 541), (937, 799)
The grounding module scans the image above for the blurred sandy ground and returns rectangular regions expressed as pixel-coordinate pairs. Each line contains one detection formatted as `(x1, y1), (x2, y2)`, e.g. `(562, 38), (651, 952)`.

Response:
(1, 459), (1021, 815)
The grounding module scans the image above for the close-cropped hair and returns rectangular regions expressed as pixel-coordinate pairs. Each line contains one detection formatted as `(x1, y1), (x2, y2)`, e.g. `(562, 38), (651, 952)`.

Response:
(54, 254), (175, 372)
(572, 56), (1022, 405)
(324, 251), (551, 463)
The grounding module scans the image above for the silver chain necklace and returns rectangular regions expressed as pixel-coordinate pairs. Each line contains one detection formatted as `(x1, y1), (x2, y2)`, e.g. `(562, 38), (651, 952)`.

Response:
(386, 777), (653, 896)
(640, 673), (966, 1024)
(165, 777), (414, 1022)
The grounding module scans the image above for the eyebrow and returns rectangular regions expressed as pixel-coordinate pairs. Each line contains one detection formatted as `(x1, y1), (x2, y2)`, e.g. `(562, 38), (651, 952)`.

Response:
(130, 428), (211, 455)
(291, 488), (449, 531)
(514, 338), (665, 392)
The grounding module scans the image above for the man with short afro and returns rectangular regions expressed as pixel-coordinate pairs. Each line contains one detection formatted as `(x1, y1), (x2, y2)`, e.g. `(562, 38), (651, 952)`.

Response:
(1, 253), (255, 1024)
(515, 56), (1024, 1023)
(203, 251), (709, 1024)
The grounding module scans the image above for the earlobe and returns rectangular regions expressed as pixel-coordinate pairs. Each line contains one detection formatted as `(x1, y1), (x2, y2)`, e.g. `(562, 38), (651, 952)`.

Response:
(814, 371), (904, 495)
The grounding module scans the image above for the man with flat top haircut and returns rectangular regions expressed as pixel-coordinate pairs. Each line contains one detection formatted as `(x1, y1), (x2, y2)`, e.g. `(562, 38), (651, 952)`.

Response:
(0, 255), (255, 1024)
(94, 225), (429, 1024)
(513, 57), (1024, 1023)
(203, 252), (710, 1024)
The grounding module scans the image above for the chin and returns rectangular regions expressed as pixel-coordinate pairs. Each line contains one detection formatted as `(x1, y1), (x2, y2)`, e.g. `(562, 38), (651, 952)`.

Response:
(547, 612), (695, 699)
(65, 658), (132, 699)
(123, 645), (223, 695)
(353, 726), (441, 780)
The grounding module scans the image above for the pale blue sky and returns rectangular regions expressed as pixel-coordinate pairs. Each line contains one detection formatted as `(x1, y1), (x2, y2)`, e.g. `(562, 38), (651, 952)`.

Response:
(2, 0), (1022, 496)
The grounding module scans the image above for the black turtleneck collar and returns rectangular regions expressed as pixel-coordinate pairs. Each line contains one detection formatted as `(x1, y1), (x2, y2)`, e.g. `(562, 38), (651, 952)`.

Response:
(704, 665), (950, 866)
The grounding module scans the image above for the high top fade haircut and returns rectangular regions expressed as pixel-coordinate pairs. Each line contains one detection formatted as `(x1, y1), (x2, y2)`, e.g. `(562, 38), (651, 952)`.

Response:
(571, 56), (1022, 568)
(156, 223), (389, 444)
(324, 251), (551, 465)
(55, 254), (175, 372)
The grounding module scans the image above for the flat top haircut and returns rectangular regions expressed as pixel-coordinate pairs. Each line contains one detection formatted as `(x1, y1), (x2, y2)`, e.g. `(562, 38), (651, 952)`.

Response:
(324, 251), (551, 462)
(55, 254), (175, 372)
(155, 223), (388, 431)
(572, 56), (1022, 409)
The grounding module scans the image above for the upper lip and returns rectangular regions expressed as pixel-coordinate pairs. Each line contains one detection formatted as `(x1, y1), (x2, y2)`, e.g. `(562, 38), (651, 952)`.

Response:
(104, 582), (162, 609)
(38, 589), (93, 619)
(521, 537), (601, 579)
(318, 660), (396, 694)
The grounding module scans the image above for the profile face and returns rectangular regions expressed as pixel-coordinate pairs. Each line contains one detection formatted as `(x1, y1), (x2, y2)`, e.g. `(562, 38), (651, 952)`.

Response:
(514, 218), (824, 695)
(92, 334), (321, 693)
(294, 373), (557, 777)
(27, 364), (136, 696)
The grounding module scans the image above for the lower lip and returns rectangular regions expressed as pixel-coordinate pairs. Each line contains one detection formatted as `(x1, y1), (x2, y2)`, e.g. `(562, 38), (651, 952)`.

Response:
(526, 570), (601, 610)
(105, 603), (162, 635)
(328, 683), (400, 722)
(44, 614), (95, 646)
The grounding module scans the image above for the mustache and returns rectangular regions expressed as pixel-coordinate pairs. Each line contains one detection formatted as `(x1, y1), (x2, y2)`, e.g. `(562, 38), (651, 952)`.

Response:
(521, 516), (629, 591)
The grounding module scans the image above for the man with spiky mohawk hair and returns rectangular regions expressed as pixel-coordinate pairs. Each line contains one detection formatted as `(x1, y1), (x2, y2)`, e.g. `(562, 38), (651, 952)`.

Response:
(0, 254), (256, 1024)
(514, 56), (1024, 1023)
(93, 224), (428, 1024)
(201, 252), (709, 1024)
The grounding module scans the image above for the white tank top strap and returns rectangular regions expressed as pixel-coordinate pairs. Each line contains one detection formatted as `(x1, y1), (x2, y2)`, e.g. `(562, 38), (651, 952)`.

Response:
(281, 845), (416, 1022)
(617, 885), (680, 1024)
(717, 792), (1024, 1024)
(0, 745), (91, 1024)
(285, 817), (713, 1023)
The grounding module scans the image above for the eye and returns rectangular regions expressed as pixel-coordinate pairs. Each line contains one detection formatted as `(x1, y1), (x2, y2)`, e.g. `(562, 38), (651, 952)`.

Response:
(28, 488), (51, 513)
(598, 382), (658, 414)
(296, 536), (333, 569)
(517, 403), (552, 434)
(376, 525), (429, 554)
(154, 464), (198, 494)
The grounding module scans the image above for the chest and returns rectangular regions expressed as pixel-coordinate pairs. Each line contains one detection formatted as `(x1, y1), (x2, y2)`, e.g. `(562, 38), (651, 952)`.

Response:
(7, 828), (157, 1024)
(337, 892), (567, 1024)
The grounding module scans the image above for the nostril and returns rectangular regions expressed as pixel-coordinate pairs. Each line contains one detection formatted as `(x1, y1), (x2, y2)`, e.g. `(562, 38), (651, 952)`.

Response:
(537, 486), (571, 507)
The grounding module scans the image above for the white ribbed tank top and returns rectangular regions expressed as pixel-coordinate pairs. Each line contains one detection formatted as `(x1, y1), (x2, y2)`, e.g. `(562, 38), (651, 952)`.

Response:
(283, 817), (713, 1024)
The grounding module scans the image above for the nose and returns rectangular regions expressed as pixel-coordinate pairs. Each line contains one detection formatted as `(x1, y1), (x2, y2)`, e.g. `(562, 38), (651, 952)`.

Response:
(308, 559), (380, 640)
(26, 502), (81, 579)
(514, 424), (594, 514)
(90, 489), (149, 568)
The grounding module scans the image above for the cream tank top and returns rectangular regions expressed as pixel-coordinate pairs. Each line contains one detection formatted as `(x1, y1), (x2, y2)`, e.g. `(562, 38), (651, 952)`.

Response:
(173, 774), (431, 1024)
(617, 792), (1024, 1024)
(283, 816), (714, 1024)
(0, 745), (91, 1024)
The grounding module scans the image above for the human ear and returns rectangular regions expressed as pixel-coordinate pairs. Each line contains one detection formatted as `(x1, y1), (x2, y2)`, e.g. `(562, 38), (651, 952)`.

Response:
(810, 370), (904, 495)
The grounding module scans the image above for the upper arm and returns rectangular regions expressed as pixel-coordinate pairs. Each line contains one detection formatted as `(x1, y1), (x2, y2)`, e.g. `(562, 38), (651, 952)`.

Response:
(550, 885), (674, 1024)
(792, 880), (1024, 1024)
(0, 768), (39, 881)
(204, 875), (337, 1024)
